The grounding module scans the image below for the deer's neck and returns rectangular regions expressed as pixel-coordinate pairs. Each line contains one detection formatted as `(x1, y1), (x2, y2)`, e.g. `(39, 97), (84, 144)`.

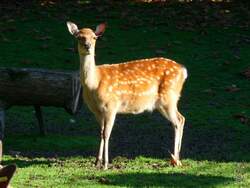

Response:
(79, 54), (99, 90)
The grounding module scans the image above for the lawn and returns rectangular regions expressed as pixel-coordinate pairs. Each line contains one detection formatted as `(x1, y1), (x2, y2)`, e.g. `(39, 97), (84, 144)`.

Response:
(0, 0), (250, 187)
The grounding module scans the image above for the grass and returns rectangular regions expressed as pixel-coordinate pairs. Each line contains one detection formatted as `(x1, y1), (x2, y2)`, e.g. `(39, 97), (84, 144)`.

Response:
(0, 0), (250, 187)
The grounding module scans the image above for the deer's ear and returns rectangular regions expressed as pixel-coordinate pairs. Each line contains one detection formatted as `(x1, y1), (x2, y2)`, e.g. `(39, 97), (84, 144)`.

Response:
(95, 23), (106, 37)
(67, 21), (79, 36)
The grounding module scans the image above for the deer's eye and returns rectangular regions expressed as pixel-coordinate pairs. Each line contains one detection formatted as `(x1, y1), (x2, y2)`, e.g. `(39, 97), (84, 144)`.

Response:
(78, 37), (86, 43)
(93, 36), (97, 40)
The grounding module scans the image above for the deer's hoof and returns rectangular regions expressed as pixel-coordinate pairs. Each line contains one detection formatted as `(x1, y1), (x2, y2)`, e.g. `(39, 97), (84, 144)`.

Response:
(170, 159), (182, 166)
(170, 153), (182, 166)
(95, 159), (102, 169)
(103, 163), (109, 170)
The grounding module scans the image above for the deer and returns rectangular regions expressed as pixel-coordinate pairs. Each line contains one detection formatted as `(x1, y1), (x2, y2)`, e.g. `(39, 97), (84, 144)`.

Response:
(67, 21), (188, 170)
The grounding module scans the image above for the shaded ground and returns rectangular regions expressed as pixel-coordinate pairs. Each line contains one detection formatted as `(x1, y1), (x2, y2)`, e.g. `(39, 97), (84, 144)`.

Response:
(4, 103), (250, 164)
(103, 172), (234, 187)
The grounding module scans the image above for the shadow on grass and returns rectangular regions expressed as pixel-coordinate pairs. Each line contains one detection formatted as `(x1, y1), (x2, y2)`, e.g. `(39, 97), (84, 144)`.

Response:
(3, 158), (52, 168)
(4, 99), (250, 164)
(102, 172), (234, 188)
(110, 112), (250, 163)
(4, 111), (250, 163)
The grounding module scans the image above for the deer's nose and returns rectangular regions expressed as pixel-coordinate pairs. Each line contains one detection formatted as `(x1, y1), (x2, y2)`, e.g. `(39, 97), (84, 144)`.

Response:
(84, 43), (91, 50)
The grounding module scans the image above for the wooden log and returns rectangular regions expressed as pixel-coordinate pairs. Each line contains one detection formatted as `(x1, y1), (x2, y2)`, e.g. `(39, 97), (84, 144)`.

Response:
(0, 67), (82, 161)
(0, 67), (82, 114)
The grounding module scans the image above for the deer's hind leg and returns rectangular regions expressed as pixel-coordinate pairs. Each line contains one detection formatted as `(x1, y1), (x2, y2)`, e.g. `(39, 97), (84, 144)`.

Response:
(157, 91), (185, 166)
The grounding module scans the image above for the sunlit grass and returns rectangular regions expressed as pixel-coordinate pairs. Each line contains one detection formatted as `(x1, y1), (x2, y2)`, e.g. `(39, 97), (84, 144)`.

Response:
(6, 155), (249, 187)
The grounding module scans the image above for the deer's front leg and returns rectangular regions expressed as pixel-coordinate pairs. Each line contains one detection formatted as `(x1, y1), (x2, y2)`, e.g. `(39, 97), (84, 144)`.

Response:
(103, 109), (117, 170)
(96, 118), (104, 168)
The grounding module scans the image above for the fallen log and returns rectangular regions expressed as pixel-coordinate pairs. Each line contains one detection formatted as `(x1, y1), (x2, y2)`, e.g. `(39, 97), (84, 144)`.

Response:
(0, 67), (82, 161)
(0, 68), (82, 110)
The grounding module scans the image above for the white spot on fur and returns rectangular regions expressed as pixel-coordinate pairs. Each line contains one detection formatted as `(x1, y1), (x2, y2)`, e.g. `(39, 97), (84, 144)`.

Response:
(108, 86), (113, 92)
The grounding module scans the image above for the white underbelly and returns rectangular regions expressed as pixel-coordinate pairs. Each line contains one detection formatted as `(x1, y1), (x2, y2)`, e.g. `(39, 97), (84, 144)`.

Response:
(117, 95), (157, 114)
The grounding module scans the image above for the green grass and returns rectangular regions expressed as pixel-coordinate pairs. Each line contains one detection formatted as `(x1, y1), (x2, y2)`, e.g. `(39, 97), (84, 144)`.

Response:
(5, 155), (246, 188)
(0, 0), (250, 187)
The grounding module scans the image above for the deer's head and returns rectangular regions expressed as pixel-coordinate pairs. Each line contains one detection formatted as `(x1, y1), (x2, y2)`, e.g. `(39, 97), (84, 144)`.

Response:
(67, 21), (106, 55)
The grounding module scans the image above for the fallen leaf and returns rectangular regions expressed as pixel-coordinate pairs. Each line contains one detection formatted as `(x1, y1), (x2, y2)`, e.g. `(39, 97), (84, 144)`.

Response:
(40, 44), (49, 50)
(155, 49), (166, 55)
(6, 19), (15, 23)
(225, 84), (240, 92)
(9, 150), (21, 157)
(21, 59), (32, 65)
(64, 47), (77, 53)
(152, 163), (161, 169)
(233, 55), (241, 60)
(201, 88), (216, 95)
(233, 114), (249, 125)
(37, 36), (52, 41)
(0, 33), (10, 42)
(223, 60), (231, 65)
(241, 67), (250, 79)
(69, 119), (76, 124)
(98, 177), (111, 184)
(173, 41), (182, 45)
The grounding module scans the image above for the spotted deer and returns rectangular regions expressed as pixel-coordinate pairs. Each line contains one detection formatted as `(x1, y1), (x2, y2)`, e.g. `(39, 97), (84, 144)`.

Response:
(67, 21), (188, 170)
